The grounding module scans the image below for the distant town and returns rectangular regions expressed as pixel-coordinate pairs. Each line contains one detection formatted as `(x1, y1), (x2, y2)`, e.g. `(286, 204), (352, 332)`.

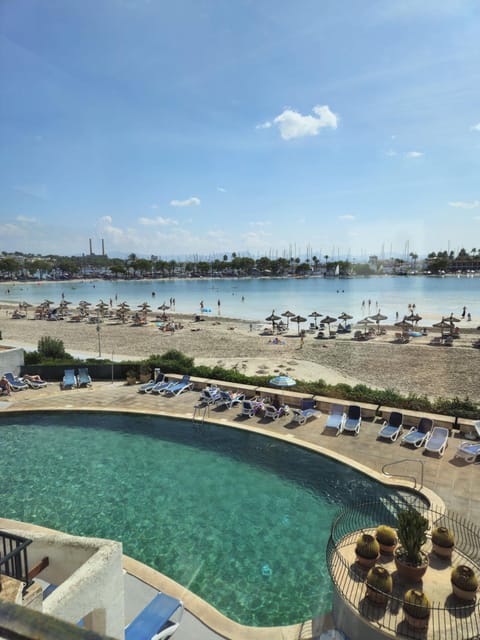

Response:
(1, 247), (479, 281)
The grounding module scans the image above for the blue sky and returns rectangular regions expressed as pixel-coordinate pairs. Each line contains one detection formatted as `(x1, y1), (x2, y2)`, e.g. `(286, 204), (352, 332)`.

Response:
(1, 0), (479, 259)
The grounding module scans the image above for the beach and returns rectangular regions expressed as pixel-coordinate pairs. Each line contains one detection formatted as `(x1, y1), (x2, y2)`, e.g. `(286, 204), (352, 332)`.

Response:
(1, 302), (479, 400)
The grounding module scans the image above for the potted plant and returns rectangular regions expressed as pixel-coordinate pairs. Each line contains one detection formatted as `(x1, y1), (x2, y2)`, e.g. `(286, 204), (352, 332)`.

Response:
(431, 525), (455, 559)
(403, 589), (430, 629)
(375, 524), (398, 555)
(394, 508), (429, 580)
(355, 532), (380, 569)
(125, 368), (137, 385)
(365, 565), (393, 605)
(451, 565), (479, 601)
(139, 363), (152, 383)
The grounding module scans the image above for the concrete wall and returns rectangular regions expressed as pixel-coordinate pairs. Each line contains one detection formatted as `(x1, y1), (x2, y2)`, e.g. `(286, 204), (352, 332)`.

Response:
(6, 528), (125, 640)
(0, 346), (24, 377)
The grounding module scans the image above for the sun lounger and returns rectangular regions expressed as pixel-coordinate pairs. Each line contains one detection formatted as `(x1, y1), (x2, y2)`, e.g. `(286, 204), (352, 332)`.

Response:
(21, 376), (47, 389)
(240, 399), (262, 418)
(138, 373), (166, 393)
(424, 426), (449, 457)
(263, 404), (289, 421)
(401, 417), (433, 448)
(125, 592), (183, 640)
(162, 375), (192, 397)
(4, 372), (28, 391)
(454, 441), (480, 464)
(61, 369), (77, 390)
(77, 367), (92, 388)
(343, 405), (362, 435)
(150, 378), (174, 394)
(199, 386), (222, 405)
(324, 404), (346, 436)
(215, 390), (245, 409)
(378, 411), (403, 442)
(291, 399), (321, 426)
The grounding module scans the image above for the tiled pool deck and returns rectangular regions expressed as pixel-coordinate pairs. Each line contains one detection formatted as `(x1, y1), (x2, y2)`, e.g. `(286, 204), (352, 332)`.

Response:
(1, 381), (479, 639)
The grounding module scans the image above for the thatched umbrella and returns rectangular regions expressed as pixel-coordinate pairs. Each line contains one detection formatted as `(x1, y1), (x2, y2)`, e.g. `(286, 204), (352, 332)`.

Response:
(370, 311), (388, 334)
(338, 311), (353, 330)
(290, 314), (307, 334)
(158, 302), (170, 311)
(357, 317), (375, 335)
(406, 312), (422, 325)
(308, 311), (322, 328)
(281, 310), (296, 328)
(433, 318), (454, 338)
(265, 311), (281, 332)
(322, 315), (337, 337)
(395, 318), (413, 330)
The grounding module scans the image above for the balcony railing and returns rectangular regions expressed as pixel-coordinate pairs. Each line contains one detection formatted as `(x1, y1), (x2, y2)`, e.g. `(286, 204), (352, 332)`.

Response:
(0, 530), (33, 594)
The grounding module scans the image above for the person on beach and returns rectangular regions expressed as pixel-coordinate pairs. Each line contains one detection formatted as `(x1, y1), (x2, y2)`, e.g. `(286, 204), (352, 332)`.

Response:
(468, 312), (472, 321)
(462, 306), (466, 319)
(22, 373), (45, 382)
(0, 376), (12, 395)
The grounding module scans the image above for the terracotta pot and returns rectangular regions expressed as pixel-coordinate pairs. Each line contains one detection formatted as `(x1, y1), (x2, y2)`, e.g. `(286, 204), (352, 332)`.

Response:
(432, 542), (453, 559)
(404, 611), (430, 629)
(366, 586), (389, 606)
(395, 551), (429, 581)
(356, 552), (380, 569)
(452, 583), (478, 601)
(379, 542), (397, 555)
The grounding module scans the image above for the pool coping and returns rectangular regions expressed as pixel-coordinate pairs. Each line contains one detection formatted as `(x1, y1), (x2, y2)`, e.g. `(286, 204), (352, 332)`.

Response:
(0, 402), (445, 640)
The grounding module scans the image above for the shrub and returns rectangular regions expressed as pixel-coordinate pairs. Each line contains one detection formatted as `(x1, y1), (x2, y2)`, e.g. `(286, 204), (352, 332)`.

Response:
(38, 336), (67, 360)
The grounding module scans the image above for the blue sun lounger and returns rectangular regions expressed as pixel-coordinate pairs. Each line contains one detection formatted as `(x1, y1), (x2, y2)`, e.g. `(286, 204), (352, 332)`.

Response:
(77, 367), (92, 388)
(324, 404), (346, 435)
(62, 369), (77, 390)
(162, 375), (193, 397)
(138, 373), (166, 393)
(125, 592), (183, 640)
(378, 411), (403, 442)
(4, 372), (28, 391)
(401, 417), (433, 448)
(343, 405), (362, 435)
(291, 399), (321, 425)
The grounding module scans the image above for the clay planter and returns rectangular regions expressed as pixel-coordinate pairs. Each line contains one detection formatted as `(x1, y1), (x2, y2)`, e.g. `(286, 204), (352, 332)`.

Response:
(375, 525), (398, 555)
(432, 542), (454, 559)
(431, 526), (455, 559)
(395, 549), (429, 581)
(404, 610), (430, 630)
(451, 565), (479, 601)
(365, 566), (392, 606)
(355, 533), (381, 569)
(403, 589), (430, 630)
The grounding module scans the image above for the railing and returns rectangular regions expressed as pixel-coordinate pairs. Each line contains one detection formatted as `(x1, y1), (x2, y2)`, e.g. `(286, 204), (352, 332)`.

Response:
(0, 530), (33, 594)
(192, 403), (209, 423)
(326, 500), (480, 640)
(382, 458), (424, 490)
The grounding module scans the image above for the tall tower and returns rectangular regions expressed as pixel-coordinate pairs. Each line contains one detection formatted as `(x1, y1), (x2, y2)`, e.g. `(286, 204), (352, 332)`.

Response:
(89, 238), (93, 255)
(101, 239), (105, 256)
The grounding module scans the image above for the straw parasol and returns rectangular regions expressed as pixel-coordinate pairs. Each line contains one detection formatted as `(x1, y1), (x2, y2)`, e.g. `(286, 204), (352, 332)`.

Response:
(265, 311), (281, 332)
(406, 312), (422, 325)
(322, 315), (337, 336)
(158, 302), (170, 311)
(433, 318), (454, 337)
(308, 311), (322, 328)
(357, 317), (375, 334)
(290, 314), (307, 334)
(281, 310), (296, 328)
(369, 311), (388, 333)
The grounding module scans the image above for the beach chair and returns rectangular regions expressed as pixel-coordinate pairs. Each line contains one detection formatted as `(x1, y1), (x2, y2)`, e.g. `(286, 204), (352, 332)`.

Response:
(199, 385), (222, 405)
(21, 375), (47, 389)
(138, 373), (165, 393)
(125, 591), (183, 640)
(343, 405), (362, 435)
(291, 399), (321, 426)
(240, 399), (261, 418)
(4, 372), (28, 391)
(215, 390), (245, 409)
(324, 404), (346, 436)
(62, 369), (77, 390)
(150, 378), (174, 394)
(454, 441), (480, 464)
(263, 403), (289, 421)
(378, 411), (403, 442)
(401, 418), (433, 448)
(77, 367), (92, 388)
(162, 375), (193, 397)
(424, 426), (449, 457)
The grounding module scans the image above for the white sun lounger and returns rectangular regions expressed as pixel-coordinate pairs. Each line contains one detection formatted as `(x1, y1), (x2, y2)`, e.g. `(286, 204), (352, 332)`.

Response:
(424, 426), (449, 457)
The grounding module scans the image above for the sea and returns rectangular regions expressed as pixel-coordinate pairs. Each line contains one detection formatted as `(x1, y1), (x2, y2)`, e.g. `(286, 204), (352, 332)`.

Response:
(0, 276), (479, 325)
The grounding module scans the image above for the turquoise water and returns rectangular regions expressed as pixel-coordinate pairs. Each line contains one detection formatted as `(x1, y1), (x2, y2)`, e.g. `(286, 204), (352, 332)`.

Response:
(2, 412), (411, 625)
(0, 275), (479, 323)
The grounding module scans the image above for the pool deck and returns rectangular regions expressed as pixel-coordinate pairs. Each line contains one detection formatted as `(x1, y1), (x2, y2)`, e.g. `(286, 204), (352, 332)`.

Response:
(1, 381), (479, 640)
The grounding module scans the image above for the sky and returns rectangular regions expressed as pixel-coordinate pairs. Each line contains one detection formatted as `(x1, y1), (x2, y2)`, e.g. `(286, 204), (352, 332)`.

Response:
(1, 0), (479, 260)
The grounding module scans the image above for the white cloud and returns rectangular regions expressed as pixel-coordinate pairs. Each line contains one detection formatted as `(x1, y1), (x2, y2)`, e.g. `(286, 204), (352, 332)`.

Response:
(170, 197), (200, 207)
(448, 200), (480, 209)
(338, 214), (355, 220)
(249, 220), (271, 227)
(270, 105), (338, 140)
(16, 215), (37, 223)
(217, 186), (226, 192)
(471, 123), (480, 131)
(405, 151), (424, 158)
(138, 216), (178, 226)
(256, 121), (272, 130)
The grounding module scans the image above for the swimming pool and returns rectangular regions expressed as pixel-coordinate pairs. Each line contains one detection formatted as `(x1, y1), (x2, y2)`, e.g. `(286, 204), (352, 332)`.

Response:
(0, 412), (413, 626)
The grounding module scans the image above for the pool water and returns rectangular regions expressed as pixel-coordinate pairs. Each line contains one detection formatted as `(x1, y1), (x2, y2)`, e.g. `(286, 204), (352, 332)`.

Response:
(0, 412), (409, 626)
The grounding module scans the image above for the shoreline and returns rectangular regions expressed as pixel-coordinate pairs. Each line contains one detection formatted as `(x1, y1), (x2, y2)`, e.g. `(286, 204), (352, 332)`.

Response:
(1, 301), (480, 400)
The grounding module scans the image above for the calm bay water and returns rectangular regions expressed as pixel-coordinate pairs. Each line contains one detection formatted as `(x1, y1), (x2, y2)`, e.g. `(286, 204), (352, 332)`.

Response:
(1, 275), (479, 324)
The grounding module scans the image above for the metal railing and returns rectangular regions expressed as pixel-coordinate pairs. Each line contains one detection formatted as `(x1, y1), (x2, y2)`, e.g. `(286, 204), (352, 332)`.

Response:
(326, 500), (480, 640)
(192, 403), (209, 423)
(382, 458), (424, 490)
(0, 530), (33, 594)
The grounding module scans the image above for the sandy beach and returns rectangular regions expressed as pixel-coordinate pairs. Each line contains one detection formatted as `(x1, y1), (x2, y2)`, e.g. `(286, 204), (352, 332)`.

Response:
(1, 302), (479, 400)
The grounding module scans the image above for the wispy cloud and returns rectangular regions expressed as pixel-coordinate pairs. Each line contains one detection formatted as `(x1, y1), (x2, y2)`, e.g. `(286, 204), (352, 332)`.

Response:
(16, 215), (37, 223)
(338, 214), (355, 220)
(13, 183), (48, 200)
(448, 200), (480, 209)
(471, 123), (480, 131)
(259, 105), (338, 140)
(217, 186), (226, 192)
(138, 216), (178, 226)
(405, 151), (424, 158)
(249, 220), (271, 227)
(170, 197), (200, 207)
